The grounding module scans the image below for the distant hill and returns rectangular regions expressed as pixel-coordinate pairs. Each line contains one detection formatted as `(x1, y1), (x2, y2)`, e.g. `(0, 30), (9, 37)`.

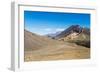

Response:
(46, 31), (62, 38)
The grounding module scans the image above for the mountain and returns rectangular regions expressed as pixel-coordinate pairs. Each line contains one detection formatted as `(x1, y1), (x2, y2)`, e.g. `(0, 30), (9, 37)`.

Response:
(54, 25), (90, 48)
(24, 29), (90, 61)
(55, 25), (90, 39)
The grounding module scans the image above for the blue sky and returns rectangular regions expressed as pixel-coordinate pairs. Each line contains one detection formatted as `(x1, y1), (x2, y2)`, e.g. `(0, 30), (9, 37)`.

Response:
(24, 11), (90, 35)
